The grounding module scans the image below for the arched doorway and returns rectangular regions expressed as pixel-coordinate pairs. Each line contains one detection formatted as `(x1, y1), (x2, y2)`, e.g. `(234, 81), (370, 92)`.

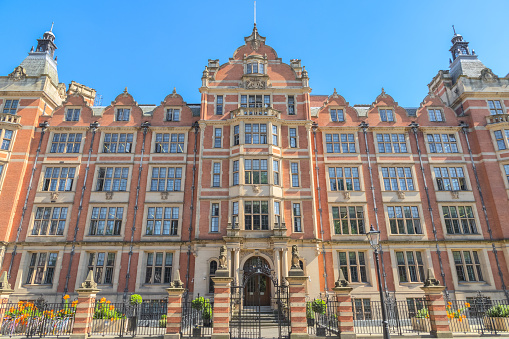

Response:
(242, 256), (272, 306)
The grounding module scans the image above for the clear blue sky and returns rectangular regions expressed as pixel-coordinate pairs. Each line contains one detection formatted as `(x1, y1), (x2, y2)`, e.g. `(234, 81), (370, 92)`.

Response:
(1, 0), (508, 107)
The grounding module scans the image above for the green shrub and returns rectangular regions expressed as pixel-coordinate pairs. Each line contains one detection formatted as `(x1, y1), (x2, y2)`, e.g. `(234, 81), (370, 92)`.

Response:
(312, 299), (327, 315)
(415, 308), (429, 319)
(487, 305), (509, 318)
(130, 294), (143, 305)
(192, 297), (206, 311)
(306, 302), (315, 319)
(159, 314), (167, 328)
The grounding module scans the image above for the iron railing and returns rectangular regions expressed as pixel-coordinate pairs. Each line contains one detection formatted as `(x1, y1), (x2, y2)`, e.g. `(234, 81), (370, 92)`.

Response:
(181, 297), (213, 338)
(306, 297), (339, 337)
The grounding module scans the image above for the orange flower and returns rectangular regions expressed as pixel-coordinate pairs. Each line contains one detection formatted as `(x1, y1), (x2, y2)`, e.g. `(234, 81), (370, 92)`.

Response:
(447, 301), (452, 306)
(458, 318), (463, 322)
(106, 300), (111, 304)
(100, 297), (106, 303)
(63, 294), (70, 300)
(109, 305), (114, 311)
(465, 302), (470, 308)
(463, 314), (466, 318)
(71, 300), (78, 307)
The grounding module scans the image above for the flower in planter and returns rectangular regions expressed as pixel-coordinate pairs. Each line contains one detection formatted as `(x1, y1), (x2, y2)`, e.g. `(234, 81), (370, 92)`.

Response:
(446, 302), (470, 320)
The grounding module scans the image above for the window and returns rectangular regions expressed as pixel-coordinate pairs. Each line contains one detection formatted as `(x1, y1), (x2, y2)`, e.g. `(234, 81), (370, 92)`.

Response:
(407, 298), (426, 318)
(353, 299), (372, 321)
(50, 133), (82, 153)
(103, 133), (133, 153)
(166, 108), (180, 121)
(328, 167), (360, 191)
(291, 163), (299, 187)
(146, 207), (179, 235)
(442, 206), (477, 234)
(88, 252), (115, 284)
(434, 167), (466, 191)
(379, 109), (394, 122)
(428, 109), (444, 122)
(288, 96), (295, 115)
(145, 252), (173, 284)
(213, 163), (221, 187)
(42, 167), (75, 191)
(232, 201), (239, 227)
(274, 201), (281, 227)
(208, 261), (218, 293)
(233, 126), (239, 146)
(25, 252), (58, 285)
(289, 128), (297, 148)
(273, 160), (279, 185)
(246, 63), (264, 74)
(90, 207), (123, 235)
(216, 96), (223, 115)
(453, 250), (483, 282)
(272, 125), (278, 145)
(388, 206), (422, 234)
(245, 124), (267, 144)
(332, 206), (365, 235)
(0, 130), (13, 151)
(338, 251), (367, 283)
(2, 99), (19, 114)
(396, 251), (425, 283)
(211, 203), (219, 232)
(214, 128), (222, 148)
(116, 108), (130, 121)
(494, 130), (509, 150)
(504, 165), (509, 183)
(65, 108), (80, 121)
(150, 167), (182, 191)
(96, 167), (129, 191)
(155, 133), (185, 153)
(427, 134), (458, 153)
(240, 95), (270, 109)
(381, 167), (414, 191)
(244, 201), (269, 230)
(325, 133), (356, 153)
(377, 133), (407, 153)
(330, 109), (344, 122)
(488, 100), (504, 115)
(293, 203), (302, 232)
(245, 159), (268, 184)
(233, 160), (239, 185)
(31, 207), (68, 235)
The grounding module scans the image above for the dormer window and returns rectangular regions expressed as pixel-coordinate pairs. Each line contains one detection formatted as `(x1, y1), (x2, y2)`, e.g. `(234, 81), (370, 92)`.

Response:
(65, 109), (81, 122)
(379, 109), (394, 122)
(428, 109), (444, 122)
(166, 108), (180, 121)
(246, 63), (264, 74)
(116, 108), (130, 122)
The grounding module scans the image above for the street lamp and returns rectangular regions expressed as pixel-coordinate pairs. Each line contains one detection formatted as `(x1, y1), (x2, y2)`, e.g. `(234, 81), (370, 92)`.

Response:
(366, 225), (390, 339)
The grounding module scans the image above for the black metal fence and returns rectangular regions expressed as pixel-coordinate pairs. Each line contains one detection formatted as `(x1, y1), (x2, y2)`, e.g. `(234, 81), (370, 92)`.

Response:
(447, 297), (509, 334)
(306, 297), (339, 337)
(180, 296), (213, 338)
(0, 301), (75, 337)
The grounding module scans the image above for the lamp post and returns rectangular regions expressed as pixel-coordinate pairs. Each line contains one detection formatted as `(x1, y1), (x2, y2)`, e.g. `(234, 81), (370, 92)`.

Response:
(366, 225), (390, 339)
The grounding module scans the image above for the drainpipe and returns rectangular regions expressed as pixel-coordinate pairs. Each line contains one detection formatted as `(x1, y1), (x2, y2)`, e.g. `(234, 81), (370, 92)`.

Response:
(459, 121), (509, 301)
(311, 122), (328, 292)
(359, 122), (389, 295)
(63, 121), (99, 297)
(123, 121), (150, 301)
(8, 121), (49, 279)
(409, 122), (449, 299)
(185, 121), (200, 297)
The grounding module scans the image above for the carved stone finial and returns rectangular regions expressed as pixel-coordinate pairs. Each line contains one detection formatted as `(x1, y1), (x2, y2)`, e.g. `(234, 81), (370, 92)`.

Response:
(0, 272), (12, 292)
(423, 268), (440, 287)
(30, 46), (34, 52)
(381, 87), (386, 97)
(291, 245), (301, 269)
(335, 269), (349, 288)
(219, 245), (227, 269)
(80, 270), (98, 289)
(171, 87), (178, 97)
(171, 269), (183, 288)
(124, 87), (128, 94)
(332, 88), (338, 98)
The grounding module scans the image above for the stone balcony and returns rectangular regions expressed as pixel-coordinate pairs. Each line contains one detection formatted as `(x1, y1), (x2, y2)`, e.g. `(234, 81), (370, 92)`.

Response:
(486, 114), (509, 124)
(230, 107), (281, 119)
(0, 113), (21, 125)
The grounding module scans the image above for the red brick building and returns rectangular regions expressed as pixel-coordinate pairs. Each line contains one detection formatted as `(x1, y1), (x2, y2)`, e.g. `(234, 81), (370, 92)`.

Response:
(0, 25), (508, 306)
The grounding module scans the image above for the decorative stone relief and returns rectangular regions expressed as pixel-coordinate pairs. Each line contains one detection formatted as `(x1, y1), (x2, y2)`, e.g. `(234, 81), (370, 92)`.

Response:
(160, 191), (169, 200)
(8, 66), (26, 81)
(480, 68), (498, 82)
(397, 190), (405, 199)
(450, 190), (460, 199)
(342, 191), (351, 200)
(50, 192), (59, 202)
(253, 185), (260, 193)
(105, 192), (113, 200)
(244, 78), (266, 89)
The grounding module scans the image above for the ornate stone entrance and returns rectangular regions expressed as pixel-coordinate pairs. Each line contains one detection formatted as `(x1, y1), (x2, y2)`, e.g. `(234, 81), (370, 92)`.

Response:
(243, 256), (271, 306)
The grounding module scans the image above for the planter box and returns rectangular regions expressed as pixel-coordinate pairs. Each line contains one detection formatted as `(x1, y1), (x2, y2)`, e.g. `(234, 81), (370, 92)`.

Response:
(192, 327), (202, 337)
(91, 319), (127, 334)
(450, 317), (470, 332)
(484, 317), (509, 331)
(307, 318), (315, 327)
(411, 317), (430, 332)
(316, 327), (326, 336)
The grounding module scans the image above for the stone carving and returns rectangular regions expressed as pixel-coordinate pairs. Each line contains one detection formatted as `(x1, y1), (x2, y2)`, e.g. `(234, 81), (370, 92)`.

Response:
(0, 272), (12, 291)
(160, 191), (169, 200)
(342, 191), (351, 200)
(105, 192), (113, 200)
(450, 190), (459, 199)
(244, 78), (266, 90)
(291, 245), (301, 269)
(397, 190), (405, 199)
(8, 66), (26, 81)
(57, 83), (67, 100)
(171, 269), (183, 288)
(50, 192), (59, 202)
(480, 68), (498, 82)
(219, 245), (227, 269)
(423, 268), (441, 287)
(251, 38), (261, 51)
(170, 87), (178, 98)
(80, 270), (98, 289)
(335, 269), (349, 288)
(253, 185), (260, 193)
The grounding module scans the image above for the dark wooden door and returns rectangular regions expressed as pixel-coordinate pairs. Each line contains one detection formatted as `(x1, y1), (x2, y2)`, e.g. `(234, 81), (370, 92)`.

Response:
(244, 274), (271, 306)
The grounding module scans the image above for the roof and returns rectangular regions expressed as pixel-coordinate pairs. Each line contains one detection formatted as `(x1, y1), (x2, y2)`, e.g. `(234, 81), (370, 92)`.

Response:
(19, 52), (58, 85)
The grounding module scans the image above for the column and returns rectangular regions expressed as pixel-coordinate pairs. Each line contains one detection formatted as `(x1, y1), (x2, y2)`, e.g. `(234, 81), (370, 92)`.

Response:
(421, 269), (452, 338)
(234, 249), (240, 285)
(282, 248), (288, 279)
(286, 265), (309, 339)
(332, 274), (356, 339)
(227, 250), (232, 277)
(212, 268), (233, 339)
(274, 249), (281, 283)
(165, 271), (185, 339)
(0, 272), (13, 330)
(70, 271), (101, 339)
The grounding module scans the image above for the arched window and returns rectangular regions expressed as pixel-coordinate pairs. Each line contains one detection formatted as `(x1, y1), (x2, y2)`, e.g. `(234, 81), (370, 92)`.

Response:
(246, 62), (264, 74)
(209, 260), (218, 293)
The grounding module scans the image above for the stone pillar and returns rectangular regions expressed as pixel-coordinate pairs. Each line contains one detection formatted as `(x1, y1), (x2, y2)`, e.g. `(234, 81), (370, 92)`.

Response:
(286, 246), (309, 339)
(234, 249), (240, 285)
(282, 248), (288, 278)
(165, 270), (185, 339)
(0, 272), (13, 330)
(211, 268), (233, 339)
(332, 271), (356, 339)
(70, 270), (101, 339)
(421, 269), (452, 338)
(274, 249), (281, 283)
